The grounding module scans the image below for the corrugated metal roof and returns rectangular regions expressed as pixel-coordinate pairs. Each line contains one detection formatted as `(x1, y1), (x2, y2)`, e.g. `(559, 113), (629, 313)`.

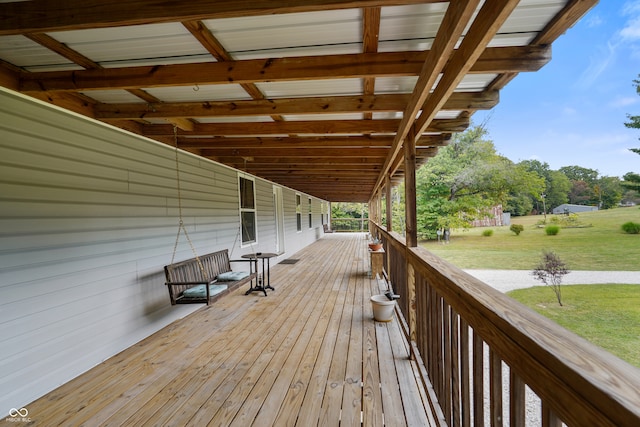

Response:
(0, 0), (598, 202)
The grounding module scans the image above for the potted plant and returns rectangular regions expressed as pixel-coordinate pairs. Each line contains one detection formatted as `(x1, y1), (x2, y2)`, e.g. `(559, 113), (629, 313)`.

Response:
(368, 237), (382, 251)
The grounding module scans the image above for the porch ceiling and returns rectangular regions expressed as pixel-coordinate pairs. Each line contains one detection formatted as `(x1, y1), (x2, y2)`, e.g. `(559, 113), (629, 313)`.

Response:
(0, 0), (597, 202)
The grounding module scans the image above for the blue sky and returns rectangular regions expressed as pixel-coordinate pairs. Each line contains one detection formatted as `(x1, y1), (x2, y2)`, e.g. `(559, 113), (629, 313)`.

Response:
(473, 1), (640, 179)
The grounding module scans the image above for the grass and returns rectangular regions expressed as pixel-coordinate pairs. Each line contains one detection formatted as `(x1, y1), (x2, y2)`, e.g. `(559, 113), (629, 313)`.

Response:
(508, 285), (640, 367)
(423, 208), (640, 270)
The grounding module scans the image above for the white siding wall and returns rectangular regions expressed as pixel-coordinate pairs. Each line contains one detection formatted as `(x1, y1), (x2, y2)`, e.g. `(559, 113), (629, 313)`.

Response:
(0, 89), (326, 411)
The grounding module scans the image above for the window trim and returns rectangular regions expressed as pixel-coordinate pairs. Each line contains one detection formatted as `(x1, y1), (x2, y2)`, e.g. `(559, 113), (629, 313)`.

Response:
(296, 193), (302, 232)
(238, 175), (258, 246)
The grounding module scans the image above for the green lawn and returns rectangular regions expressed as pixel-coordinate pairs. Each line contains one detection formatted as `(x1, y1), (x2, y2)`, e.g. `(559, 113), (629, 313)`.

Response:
(423, 208), (640, 270)
(508, 285), (640, 367)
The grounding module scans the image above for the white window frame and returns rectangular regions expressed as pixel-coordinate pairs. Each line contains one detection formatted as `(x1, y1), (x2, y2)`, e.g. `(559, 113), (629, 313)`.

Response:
(238, 175), (258, 246)
(296, 193), (302, 232)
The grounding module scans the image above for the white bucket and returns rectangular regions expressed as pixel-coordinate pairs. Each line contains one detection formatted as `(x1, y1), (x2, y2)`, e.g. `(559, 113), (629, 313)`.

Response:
(370, 294), (396, 322)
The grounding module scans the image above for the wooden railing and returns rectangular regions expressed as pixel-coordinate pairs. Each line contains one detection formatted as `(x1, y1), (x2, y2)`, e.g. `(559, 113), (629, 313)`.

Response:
(372, 223), (640, 427)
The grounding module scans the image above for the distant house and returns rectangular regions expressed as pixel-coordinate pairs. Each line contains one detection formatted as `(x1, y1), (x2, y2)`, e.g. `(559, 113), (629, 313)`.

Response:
(552, 204), (598, 214)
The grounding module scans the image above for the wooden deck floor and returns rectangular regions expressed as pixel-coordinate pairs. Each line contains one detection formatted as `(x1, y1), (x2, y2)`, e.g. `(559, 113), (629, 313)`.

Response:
(22, 233), (435, 426)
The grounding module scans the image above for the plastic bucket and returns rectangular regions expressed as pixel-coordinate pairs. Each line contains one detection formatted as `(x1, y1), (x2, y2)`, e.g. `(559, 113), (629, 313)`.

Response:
(370, 294), (396, 322)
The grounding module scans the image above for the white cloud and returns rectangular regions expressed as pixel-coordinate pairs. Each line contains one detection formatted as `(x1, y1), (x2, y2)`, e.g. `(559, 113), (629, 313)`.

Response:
(621, 1), (640, 40)
(609, 96), (639, 108)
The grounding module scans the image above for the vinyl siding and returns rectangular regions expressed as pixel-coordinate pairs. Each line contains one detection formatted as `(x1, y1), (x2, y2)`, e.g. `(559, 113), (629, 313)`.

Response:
(0, 88), (326, 411)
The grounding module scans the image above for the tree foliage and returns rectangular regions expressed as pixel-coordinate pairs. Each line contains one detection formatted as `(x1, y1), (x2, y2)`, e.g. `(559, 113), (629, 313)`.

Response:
(415, 125), (544, 239)
(622, 75), (640, 195)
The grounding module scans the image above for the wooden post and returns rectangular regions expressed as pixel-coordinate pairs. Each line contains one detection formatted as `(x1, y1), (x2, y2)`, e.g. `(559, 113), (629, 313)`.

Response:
(404, 130), (417, 248)
(385, 175), (393, 232)
(404, 129), (418, 356)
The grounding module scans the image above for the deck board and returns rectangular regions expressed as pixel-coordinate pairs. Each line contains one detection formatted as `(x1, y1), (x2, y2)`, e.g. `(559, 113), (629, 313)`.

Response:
(18, 233), (436, 426)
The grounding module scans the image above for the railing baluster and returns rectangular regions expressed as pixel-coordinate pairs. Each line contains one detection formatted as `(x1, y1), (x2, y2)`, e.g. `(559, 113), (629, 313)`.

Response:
(451, 308), (461, 427)
(460, 318), (471, 427)
(443, 300), (452, 424)
(490, 349), (503, 427)
(473, 332), (484, 426)
(509, 370), (526, 427)
(542, 401), (562, 427)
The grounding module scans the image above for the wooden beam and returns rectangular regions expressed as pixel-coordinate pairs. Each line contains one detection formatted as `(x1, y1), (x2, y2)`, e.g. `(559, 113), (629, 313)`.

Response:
(412, 0), (520, 139)
(95, 91), (499, 120)
(0, 62), (21, 91)
(141, 118), (469, 137)
(19, 47), (550, 93)
(374, 0), (481, 196)
(533, 0), (598, 45)
(362, 7), (381, 121)
(176, 134), (448, 149)
(212, 156), (384, 165)
(0, 0), (439, 35)
(200, 147), (390, 158)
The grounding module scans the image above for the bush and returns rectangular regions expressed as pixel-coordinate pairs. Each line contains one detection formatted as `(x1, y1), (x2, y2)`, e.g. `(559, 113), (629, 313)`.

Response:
(510, 224), (524, 236)
(621, 222), (640, 234)
(545, 225), (560, 235)
(482, 229), (494, 237)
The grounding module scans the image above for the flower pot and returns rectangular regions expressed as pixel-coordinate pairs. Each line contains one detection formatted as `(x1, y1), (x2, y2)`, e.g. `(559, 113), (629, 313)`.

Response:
(370, 294), (396, 322)
(368, 243), (382, 251)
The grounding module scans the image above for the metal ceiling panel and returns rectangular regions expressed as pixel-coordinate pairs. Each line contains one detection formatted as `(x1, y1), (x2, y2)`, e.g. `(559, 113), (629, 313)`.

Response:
(51, 23), (211, 66)
(197, 116), (275, 124)
(144, 85), (252, 103)
(79, 90), (144, 104)
(0, 35), (78, 70)
(203, 9), (362, 59)
(282, 113), (364, 121)
(255, 79), (362, 99)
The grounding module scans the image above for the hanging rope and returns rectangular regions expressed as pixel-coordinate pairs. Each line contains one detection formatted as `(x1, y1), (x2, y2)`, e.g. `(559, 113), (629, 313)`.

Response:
(170, 126), (206, 278)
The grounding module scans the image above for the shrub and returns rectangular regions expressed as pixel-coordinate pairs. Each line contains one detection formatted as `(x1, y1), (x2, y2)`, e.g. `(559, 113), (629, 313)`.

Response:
(510, 224), (524, 236)
(482, 229), (494, 237)
(532, 250), (570, 306)
(621, 222), (640, 234)
(545, 225), (560, 235)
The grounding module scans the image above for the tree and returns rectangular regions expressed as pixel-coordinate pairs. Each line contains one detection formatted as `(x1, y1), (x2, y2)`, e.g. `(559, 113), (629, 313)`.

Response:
(559, 165), (599, 185)
(567, 180), (593, 205)
(532, 250), (570, 306)
(622, 75), (640, 194)
(518, 160), (571, 213)
(594, 176), (623, 209)
(416, 125), (544, 239)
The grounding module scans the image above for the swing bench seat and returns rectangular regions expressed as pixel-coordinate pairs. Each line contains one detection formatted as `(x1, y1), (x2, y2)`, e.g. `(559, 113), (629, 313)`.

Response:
(165, 249), (257, 305)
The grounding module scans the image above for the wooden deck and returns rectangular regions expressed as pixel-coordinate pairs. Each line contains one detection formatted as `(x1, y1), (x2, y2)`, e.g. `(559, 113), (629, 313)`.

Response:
(22, 233), (436, 426)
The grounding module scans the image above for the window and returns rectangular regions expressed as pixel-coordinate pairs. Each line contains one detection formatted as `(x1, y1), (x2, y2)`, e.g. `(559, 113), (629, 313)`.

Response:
(308, 198), (312, 228)
(239, 176), (257, 245)
(296, 194), (302, 232)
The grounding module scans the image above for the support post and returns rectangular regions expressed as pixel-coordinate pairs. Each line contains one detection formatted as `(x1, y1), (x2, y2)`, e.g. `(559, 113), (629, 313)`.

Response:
(404, 129), (418, 357)
(385, 174), (393, 232)
(404, 131), (417, 248)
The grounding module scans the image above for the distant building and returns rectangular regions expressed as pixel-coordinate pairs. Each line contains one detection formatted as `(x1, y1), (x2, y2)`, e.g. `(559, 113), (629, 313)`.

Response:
(552, 204), (598, 214)
(471, 205), (509, 227)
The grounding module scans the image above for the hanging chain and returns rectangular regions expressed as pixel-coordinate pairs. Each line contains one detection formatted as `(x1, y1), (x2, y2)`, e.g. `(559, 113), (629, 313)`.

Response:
(170, 126), (206, 279)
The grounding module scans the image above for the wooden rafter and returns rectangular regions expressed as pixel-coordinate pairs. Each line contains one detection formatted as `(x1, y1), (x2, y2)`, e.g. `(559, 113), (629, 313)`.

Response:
(94, 91), (499, 120)
(142, 118), (469, 137)
(374, 0), (482, 194)
(19, 47), (550, 93)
